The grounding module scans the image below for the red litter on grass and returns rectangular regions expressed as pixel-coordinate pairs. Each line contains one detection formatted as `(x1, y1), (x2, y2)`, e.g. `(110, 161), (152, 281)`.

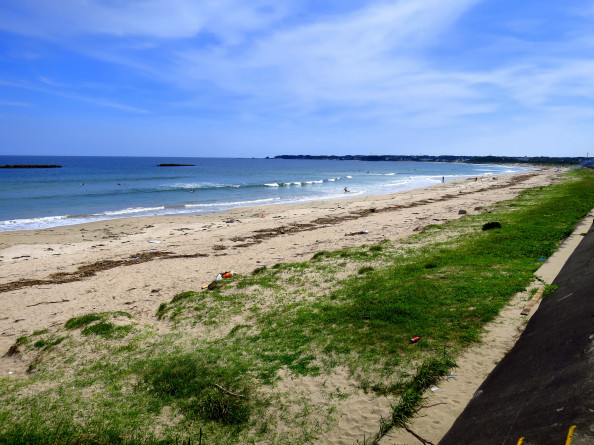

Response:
(410, 336), (421, 343)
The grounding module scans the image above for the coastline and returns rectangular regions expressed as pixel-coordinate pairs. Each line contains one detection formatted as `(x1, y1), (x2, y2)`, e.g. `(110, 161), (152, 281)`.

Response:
(0, 157), (532, 233)
(0, 167), (565, 443)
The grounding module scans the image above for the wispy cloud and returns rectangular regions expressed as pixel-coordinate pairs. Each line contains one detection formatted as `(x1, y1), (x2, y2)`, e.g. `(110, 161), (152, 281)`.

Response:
(170, 0), (485, 121)
(0, 0), (290, 41)
(0, 77), (148, 114)
(0, 99), (30, 107)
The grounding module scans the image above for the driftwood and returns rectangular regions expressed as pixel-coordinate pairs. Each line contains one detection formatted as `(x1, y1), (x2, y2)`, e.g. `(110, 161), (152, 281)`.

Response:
(404, 427), (436, 445)
(26, 299), (70, 307)
(214, 384), (245, 398)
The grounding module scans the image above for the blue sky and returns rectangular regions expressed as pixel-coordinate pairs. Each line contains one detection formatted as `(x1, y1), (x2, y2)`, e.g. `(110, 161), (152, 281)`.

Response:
(1, 0), (593, 157)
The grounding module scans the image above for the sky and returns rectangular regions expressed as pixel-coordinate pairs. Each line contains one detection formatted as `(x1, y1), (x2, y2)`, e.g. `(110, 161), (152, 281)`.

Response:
(1, 0), (593, 158)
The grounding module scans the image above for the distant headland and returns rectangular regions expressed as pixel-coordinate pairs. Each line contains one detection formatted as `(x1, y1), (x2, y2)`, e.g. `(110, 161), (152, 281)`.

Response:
(0, 164), (62, 169)
(273, 154), (590, 166)
(157, 163), (196, 167)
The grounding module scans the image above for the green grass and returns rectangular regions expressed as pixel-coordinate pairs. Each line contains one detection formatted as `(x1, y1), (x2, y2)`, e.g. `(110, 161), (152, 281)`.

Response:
(64, 312), (133, 338)
(138, 351), (253, 426)
(64, 313), (103, 330)
(1, 169), (593, 444)
(82, 323), (132, 339)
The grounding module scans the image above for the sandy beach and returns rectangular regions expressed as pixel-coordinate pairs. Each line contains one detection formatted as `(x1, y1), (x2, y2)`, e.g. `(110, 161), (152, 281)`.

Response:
(0, 167), (569, 443)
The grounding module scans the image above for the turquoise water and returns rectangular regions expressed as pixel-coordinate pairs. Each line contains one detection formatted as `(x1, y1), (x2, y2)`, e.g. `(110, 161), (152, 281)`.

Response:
(0, 156), (530, 231)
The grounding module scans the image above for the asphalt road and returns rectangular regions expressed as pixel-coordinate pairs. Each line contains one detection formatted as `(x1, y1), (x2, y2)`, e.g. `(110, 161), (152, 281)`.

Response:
(439, 221), (594, 445)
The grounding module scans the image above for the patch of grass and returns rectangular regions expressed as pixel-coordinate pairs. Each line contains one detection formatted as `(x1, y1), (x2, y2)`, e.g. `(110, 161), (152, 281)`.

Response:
(64, 312), (133, 339)
(156, 302), (168, 320)
(138, 351), (253, 427)
(358, 266), (375, 275)
(82, 323), (132, 339)
(33, 339), (47, 349)
(15, 336), (29, 345)
(64, 313), (102, 330)
(32, 336), (65, 351)
(311, 251), (329, 261)
(364, 355), (456, 444)
(170, 291), (197, 303)
(543, 284), (559, 298)
(252, 265), (267, 275)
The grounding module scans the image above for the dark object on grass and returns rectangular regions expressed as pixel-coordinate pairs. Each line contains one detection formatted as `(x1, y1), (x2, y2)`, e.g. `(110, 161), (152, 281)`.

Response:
(3, 344), (20, 357)
(1, 164), (61, 168)
(157, 163), (196, 167)
(207, 280), (224, 290)
(482, 221), (501, 231)
(458, 209), (467, 215)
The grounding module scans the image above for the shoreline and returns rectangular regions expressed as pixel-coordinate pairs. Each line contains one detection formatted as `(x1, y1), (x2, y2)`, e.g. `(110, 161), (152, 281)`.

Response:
(0, 162), (533, 233)
(0, 167), (566, 443)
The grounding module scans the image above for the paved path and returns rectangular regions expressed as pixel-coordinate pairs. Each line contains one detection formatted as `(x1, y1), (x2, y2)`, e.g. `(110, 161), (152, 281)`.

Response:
(440, 222), (594, 445)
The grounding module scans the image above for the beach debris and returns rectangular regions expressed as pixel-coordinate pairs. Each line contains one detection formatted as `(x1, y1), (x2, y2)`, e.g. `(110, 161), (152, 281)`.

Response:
(3, 345), (20, 357)
(410, 336), (421, 343)
(482, 221), (501, 231)
(7, 371), (13, 375)
(0, 251), (208, 294)
(537, 258), (546, 262)
(345, 229), (369, 236)
(447, 376), (457, 380)
(458, 209), (467, 215)
(430, 386), (439, 392)
(207, 271), (236, 290)
(148, 240), (162, 244)
(26, 299), (70, 308)
(404, 427), (437, 445)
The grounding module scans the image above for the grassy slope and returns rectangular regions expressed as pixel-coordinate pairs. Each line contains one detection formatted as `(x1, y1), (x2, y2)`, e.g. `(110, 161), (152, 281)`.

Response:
(1, 169), (593, 445)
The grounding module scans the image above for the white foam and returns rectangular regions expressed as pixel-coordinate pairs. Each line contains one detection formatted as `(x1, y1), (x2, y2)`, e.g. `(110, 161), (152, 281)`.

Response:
(185, 197), (280, 208)
(102, 206), (164, 216)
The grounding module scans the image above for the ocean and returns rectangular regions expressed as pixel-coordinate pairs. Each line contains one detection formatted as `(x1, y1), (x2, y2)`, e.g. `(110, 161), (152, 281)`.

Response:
(0, 156), (530, 232)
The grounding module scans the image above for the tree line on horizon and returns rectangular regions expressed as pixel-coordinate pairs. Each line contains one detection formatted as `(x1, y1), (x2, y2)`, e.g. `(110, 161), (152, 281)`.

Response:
(272, 154), (590, 165)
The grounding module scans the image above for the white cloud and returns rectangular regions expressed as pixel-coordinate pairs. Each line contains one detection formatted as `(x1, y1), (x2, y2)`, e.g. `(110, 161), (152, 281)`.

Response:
(172, 0), (485, 122)
(0, 0), (290, 41)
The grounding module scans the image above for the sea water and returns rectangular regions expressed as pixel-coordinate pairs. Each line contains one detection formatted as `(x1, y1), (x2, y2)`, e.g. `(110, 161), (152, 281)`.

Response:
(0, 156), (530, 232)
